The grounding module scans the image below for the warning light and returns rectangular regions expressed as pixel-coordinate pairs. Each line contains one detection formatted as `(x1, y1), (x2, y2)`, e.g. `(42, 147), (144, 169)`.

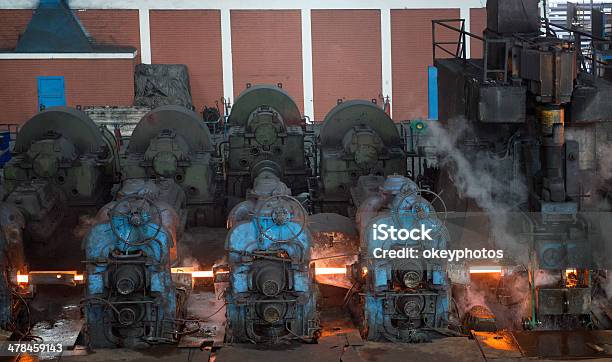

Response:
(411, 121), (427, 132)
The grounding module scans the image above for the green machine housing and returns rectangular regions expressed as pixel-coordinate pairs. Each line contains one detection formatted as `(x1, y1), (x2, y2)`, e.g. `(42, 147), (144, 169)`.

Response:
(119, 106), (220, 226)
(226, 85), (308, 202)
(315, 100), (406, 216)
(3, 107), (119, 238)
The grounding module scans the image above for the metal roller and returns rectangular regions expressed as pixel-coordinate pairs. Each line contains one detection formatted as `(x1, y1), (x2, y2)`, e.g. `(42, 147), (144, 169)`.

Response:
(128, 105), (213, 154)
(319, 100), (402, 148)
(228, 84), (302, 126)
(14, 106), (112, 154)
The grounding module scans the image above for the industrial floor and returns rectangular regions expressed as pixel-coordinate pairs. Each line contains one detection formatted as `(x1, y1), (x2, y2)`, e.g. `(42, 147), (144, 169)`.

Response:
(4, 227), (612, 362)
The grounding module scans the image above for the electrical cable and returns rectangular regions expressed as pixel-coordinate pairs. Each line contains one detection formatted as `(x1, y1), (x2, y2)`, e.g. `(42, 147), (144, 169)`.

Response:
(196, 302), (227, 321)
(80, 296), (121, 316)
(9, 289), (42, 342)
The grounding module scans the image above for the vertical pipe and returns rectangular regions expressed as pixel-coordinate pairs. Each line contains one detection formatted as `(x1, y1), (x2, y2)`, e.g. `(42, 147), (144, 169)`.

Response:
(381, 8), (393, 118)
(221, 8), (234, 107)
(138, 7), (151, 64)
(301, 9), (315, 122)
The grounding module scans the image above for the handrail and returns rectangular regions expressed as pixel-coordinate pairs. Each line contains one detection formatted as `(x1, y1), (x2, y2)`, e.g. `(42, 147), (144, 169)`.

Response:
(432, 18), (487, 79)
(433, 16), (612, 83)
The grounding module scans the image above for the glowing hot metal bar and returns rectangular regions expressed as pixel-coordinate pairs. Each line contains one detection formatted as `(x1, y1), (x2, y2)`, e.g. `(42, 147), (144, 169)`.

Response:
(469, 266), (502, 274)
(25, 270), (85, 285)
(171, 267), (214, 278)
(192, 270), (214, 278)
(315, 267), (347, 275)
(16, 273), (28, 284)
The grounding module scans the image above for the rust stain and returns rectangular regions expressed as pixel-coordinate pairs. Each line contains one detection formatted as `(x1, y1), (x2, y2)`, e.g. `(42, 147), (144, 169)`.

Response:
(473, 331), (520, 352)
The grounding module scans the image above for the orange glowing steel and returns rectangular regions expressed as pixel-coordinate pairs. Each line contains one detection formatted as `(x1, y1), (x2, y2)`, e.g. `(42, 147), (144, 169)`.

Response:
(315, 267), (346, 275)
(28, 270), (85, 282)
(469, 266), (502, 274)
(565, 268), (578, 288)
(171, 267), (214, 278)
(30, 270), (78, 275)
(16, 273), (28, 284)
(192, 270), (214, 278)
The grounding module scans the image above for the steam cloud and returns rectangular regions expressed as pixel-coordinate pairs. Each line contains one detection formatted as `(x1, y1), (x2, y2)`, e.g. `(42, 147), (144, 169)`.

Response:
(427, 119), (532, 328)
(427, 119), (529, 264)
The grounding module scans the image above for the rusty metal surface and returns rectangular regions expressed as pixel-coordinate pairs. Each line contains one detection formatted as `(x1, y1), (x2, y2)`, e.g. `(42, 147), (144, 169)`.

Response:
(183, 291), (226, 348)
(355, 338), (484, 362)
(472, 331), (522, 359)
(215, 335), (347, 362)
(513, 330), (612, 359)
(344, 331), (364, 346)
(60, 346), (210, 362)
(29, 303), (83, 359)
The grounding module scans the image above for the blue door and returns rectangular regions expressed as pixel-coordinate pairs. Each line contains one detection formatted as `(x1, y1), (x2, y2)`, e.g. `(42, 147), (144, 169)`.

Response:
(37, 76), (66, 111)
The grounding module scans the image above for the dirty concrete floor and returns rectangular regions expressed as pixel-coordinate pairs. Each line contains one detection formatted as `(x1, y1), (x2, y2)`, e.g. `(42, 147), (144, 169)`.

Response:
(12, 333), (612, 362)
(10, 284), (611, 362)
(5, 227), (612, 362)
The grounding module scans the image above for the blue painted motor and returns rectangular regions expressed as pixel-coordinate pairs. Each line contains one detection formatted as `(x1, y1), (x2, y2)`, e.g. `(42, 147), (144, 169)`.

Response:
(83, 180), (186, 347)
(349, 175), (450, 342)
(225, 172), (320, 343)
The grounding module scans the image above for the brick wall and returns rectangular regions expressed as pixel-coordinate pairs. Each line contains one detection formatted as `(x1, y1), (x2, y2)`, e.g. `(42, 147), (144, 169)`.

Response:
(0, 9), (140, 54)
(0, 8), (140, 124)
(75, 9), (141, 62)
(0, 7), (480, 123)
(391, 9), (460, 120)
(231, 10), (304, 113)
(470, 8), (487, 58)
(311, 10), (382, 121)
(0, 10), (33, 50)
(0, 59), (135, 124)
(150, 10), (224, 113)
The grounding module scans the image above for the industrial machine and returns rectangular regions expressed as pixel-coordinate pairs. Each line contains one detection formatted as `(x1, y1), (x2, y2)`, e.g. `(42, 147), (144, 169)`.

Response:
(80, 104), (225, 347)
(432, 0), (612, 330)
(225, 85), (309, 205)
(3, 106), (119, 240)
(82, 180), (190, 347)
(120, 106), (221, 226)
(346, 175), (449, 342)
(314, 100), (406, 216)
(224, 171), (319, 343)
(0, 107), (119, 333)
